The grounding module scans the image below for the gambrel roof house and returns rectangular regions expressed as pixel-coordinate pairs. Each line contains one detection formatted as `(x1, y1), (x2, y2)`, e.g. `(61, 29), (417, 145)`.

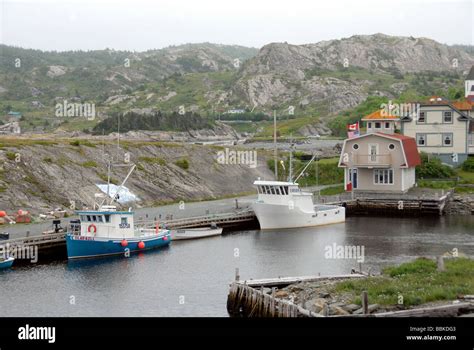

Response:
(338, 132), (421, 193)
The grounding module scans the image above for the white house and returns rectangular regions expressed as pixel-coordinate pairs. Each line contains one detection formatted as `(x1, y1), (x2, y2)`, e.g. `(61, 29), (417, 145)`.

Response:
(399, 96), (471, 165)
(338, 132), (421, 193)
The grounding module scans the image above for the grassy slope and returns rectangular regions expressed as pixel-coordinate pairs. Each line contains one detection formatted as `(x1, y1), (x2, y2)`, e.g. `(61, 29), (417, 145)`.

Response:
(334, 257), (474, 306)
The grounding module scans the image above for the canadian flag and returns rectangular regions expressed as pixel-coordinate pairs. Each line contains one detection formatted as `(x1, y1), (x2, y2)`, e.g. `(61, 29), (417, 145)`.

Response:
(347, 122), (359, 131)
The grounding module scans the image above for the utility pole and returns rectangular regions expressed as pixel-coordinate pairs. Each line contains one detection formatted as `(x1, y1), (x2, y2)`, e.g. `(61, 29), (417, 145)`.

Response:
(274, 110), (278, 180)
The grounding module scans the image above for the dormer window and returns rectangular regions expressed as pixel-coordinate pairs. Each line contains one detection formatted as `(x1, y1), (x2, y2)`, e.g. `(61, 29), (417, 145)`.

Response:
(418, 112), (425, 123)
(443, 111), (452, 123)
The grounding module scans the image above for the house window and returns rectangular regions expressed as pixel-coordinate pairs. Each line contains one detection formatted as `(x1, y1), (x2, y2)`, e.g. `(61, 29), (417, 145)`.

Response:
(121, 217), (128, 226)
(368, 122), (372, 129)
(443, 111), (452, 123)
(98, 215), (103, 223)
(385, 122), (390, 129)
(442, 133), (453, 147)
(86, 215), (91, 222)
(352, 143), (359, 150)
(270, 186), (275, 195)
(374, 169), (394, 185)
(418, 112), (426, 123)
(416, 134), (426, 146)
(104, 215), (110, 223)
(375, 122), (381, 129)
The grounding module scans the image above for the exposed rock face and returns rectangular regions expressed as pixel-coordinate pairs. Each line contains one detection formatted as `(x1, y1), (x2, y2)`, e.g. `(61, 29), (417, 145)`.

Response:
(0, 141), (271, 214)
(444, 195), (474, 215)
(46, 65), (67, 78)
(234, 34), (474, 114)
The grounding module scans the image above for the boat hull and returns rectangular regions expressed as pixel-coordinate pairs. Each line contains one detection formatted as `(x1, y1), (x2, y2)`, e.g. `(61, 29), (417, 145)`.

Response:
(171, 227), (223, 241)
(66, 232), (171, 259)
(0, 257), (14, 269)
(252, 202), (345, 230)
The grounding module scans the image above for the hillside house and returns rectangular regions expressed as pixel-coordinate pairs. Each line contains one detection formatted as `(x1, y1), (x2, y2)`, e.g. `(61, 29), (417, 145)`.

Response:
(338, 133), (421, 193)
(399, 96), (471, 165)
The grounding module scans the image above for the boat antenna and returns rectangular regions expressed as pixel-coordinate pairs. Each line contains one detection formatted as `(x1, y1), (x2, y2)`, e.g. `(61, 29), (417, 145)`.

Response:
(294, 153), (317, 183)
(273, 110), (278, 180)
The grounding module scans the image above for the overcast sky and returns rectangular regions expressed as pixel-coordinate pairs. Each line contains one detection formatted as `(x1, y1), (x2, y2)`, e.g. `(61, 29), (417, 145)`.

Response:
(0, 0), (472, 51)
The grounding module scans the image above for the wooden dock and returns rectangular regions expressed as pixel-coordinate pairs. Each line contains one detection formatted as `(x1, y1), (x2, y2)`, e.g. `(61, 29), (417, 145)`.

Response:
(0, 210), (258, 259)
(0, 232), (66, 254)
(327, 191), (452, 216)
(227, 271), (474, 317)
(137, 209), (258, 230)
(227, 273), (366, 317)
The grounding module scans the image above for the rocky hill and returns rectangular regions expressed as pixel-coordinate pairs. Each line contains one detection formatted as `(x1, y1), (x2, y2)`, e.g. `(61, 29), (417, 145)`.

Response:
(1, 35), (473, 136)
(234, 34), (474, 113)
(0, 138), (271, 214)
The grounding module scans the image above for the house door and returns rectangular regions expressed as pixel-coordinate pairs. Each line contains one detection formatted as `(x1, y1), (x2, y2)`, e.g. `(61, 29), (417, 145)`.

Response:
(350, 168), (358, 189)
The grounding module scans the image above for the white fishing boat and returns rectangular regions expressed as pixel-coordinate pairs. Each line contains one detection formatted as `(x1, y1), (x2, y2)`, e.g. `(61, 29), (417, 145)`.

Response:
(171, 225), (223, 241)
(252, 180), (345, 229)
(252, 122), (345, 230)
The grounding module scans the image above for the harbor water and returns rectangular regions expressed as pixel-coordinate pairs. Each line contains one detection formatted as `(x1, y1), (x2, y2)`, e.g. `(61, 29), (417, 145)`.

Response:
(1, 216), (473, 317)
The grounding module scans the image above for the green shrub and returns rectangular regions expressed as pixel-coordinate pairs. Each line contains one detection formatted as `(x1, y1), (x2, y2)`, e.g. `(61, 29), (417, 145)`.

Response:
(6, 152), (16, 161)
(81, 161), (97, 168)
(175, 158), (189, 170)
(461, 157), (474, 172)
(416, 153), (455, 179)
(139, 157), (166, 166)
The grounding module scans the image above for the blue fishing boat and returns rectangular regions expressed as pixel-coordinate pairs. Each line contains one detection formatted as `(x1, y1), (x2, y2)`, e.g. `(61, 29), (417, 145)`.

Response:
(0, 257), (14, 269)
(66, 164), (171, 259)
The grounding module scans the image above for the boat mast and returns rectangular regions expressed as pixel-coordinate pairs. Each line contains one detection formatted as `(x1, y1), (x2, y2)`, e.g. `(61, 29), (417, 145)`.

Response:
(108, 164), (136, 206)
(288, 135), (293, 183)
(273, 110), (278, 180)
(294, 154), (317, 183)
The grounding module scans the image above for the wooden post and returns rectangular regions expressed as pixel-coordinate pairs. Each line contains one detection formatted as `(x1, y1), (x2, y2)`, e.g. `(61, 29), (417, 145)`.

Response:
(235, 267), (240, 281)
(322, 302), (329, 317)
(235, 199), (239, 209)
(362, 291), (369, 315)
(437, 256), (445, 272)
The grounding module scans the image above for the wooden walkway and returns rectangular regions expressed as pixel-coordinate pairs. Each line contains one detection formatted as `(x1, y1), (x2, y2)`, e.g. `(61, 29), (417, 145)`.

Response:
(137, 209), (257, 229)
(0, 232), (66, 251)
(327, 191), (452, 216)
(227, 274), (366, 318)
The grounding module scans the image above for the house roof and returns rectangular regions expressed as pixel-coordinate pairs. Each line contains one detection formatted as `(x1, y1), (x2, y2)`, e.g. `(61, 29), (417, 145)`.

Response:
(467, 65), (474, 80)
(361, 110), (399, 121)
(400, 102), (470, 121)
(452, 100), (474, 111)
(339, 132), (421, 168)
(374, 133), (421, 167)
